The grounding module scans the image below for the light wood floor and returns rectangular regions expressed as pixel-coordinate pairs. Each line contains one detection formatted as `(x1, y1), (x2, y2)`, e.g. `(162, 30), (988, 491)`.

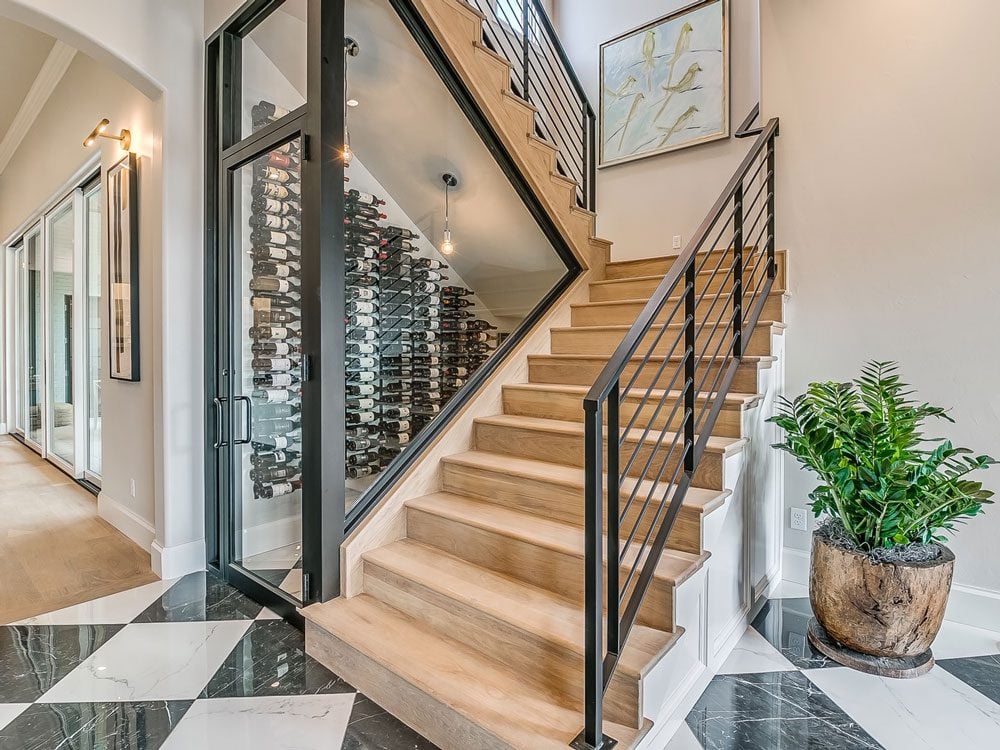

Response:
(0, 435), (158, 624)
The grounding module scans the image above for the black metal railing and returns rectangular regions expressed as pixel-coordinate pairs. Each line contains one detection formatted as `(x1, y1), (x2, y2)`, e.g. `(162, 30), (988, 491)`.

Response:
(466, 0), (596, 211)
(573, 115), (780, 750)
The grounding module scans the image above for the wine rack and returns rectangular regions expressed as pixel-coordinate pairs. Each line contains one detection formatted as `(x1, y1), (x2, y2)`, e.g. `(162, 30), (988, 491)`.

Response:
(245, 102), (303, 502)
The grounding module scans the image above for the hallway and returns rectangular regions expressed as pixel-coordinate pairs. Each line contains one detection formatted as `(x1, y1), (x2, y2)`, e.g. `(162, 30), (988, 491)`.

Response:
(0, 435), (157, 624)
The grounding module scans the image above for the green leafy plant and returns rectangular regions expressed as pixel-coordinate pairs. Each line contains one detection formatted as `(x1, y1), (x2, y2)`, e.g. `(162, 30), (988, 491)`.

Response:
(769, 361), (996, 551)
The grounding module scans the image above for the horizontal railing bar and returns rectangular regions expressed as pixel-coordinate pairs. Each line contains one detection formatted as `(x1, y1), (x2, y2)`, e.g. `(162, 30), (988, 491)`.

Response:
(693, 263), (738, 339)
(584, 119), (780, 405)
(526, 0), (591, 106)
(693, 239), (736, 306)
(620, 311), (690, 436)
(621, 283), (690, 394)
(694, 214), (737, 280)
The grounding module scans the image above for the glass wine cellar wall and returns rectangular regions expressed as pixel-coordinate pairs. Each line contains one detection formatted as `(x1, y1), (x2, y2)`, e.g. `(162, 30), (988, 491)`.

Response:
(207, 0), (575, 618)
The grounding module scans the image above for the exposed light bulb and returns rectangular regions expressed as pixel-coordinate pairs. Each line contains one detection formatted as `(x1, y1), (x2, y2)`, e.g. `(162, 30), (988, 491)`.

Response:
(441, 228), (455, 256)
(342, 142), (353, 165)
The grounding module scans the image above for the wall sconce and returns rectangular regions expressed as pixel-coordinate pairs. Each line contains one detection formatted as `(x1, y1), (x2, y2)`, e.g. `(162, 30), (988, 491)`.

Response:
(441, 173), (458, 256)
(83, 118), (131, 150)
(342, 37), (360, 165)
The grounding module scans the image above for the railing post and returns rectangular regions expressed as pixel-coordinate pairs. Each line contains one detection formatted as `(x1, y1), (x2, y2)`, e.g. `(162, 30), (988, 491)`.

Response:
(732, 182), (744, 359)
(521, 0), (530, 104)
(683, 264), (696, 474)
(588, 107), (597, 212)
(606, 382), (621, 662)
(767, 136), (776, 279)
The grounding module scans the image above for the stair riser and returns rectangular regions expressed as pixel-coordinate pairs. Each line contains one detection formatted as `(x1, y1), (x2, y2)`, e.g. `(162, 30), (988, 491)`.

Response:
(474, 422), (725, 490)
(604, 249), (787, 281)
(551, 324), (775, 358)
(441, 461), (704, 556)
(363, 560), (642, 728)
(591, 264), (785, 302)
(406, 505), (676, 629)
(529, 357), (763, 393)
(572, 294), (784, 327)
(502, 387), (743, 438)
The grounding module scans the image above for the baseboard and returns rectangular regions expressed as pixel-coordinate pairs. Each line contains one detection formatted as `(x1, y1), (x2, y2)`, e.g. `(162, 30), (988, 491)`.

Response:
(945, 583), (1000, 632)
(242, 514), (302, 560)
(151, 538), (206, 580)
(98, 491), (156, 551)
(782, 546), (810, 585)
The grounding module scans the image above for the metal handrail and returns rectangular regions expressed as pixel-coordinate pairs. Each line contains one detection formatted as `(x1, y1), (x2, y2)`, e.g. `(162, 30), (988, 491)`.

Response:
(466, 0), (596, 211)
(574, 111), (780, 750)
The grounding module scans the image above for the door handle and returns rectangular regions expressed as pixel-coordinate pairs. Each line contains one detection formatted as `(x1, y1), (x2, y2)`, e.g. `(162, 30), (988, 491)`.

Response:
(213, 396), (229, 449)
(234, 395), (252, 445)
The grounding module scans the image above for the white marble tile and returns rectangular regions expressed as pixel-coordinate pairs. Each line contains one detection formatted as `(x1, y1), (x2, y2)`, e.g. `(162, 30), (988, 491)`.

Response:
(805, 665), (1000, 750)
(38, 620), (252, 703)
(0, 704), (30, 731)
(242, 543), (302, 571)
(663, 721), (704, 749)
(159, 694), (356, 749)
(279, 570), (302, 599)
(931, 620), (1000, 659)
(718, 626), (797, 674)
(770, 579), (809, 598)
(13, 579), (177, 625)
(255, 607), (283, 621)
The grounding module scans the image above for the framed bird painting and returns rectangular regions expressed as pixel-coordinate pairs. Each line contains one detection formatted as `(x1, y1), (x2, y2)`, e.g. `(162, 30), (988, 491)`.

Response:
(599, 0), (729, 167)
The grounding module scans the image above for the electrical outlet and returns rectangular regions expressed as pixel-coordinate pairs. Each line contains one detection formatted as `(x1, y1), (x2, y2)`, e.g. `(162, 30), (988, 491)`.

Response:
(790, 507), (808, 531)
(130, 479), (136, 498)
(672, 235), (682, 250)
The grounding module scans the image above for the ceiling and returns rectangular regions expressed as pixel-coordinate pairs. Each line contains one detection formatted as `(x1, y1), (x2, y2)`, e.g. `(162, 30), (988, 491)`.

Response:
(0, 18), (56, 143)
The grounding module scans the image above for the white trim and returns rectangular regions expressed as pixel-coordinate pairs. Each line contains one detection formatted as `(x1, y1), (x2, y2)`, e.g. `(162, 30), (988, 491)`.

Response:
(782, 546), (810, 585)
(241, 514), (303, 560)
(151, 538), (206, 580)
(945, 583), (1000, 633)
(98, 490), (155, 550)
(0, 41), (77, 176)
(2, 154), (100, 248)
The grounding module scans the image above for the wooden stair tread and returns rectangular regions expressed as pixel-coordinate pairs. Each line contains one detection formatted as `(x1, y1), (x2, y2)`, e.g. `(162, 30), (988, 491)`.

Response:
(503, 381), (761, 408)
(528, 353), (776, 365)
(407, 490), (712, 581)
(475, 414), (746, 456)
(443, 451), (728, 516)
(551, 320), (785, 335)
(571, 290), (788, 310)
(363, 539), (681, 679)
(304, 594), (649, 748)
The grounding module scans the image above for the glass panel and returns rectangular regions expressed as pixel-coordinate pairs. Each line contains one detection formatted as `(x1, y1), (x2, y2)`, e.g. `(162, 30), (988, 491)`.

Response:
(342, 0), (569, 512)
(47, 200), (75, 465)
(85, 186), (103, 476)
(232, 135), (304, 600)
(241, 0), (307, 139)
(25, 230), (44, 447)
(11, 245), (24, 434)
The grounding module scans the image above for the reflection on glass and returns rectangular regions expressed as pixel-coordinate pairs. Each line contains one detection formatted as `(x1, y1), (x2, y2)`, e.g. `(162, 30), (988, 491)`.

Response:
(47, 201), (75, 465)
(341, 0), (567, 512)
(26, 231), (44, 447)
(234, 136), (304, 601)
(241, 0), (307, 139)
(85, 186), (103, 476)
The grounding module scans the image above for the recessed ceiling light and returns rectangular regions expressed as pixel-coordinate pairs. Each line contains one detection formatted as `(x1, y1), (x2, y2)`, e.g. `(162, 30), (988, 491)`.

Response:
(347, 99), (359, 108)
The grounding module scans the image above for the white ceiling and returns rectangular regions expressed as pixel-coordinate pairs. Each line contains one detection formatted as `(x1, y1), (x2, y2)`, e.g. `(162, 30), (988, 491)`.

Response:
(0, 18), (56, 141)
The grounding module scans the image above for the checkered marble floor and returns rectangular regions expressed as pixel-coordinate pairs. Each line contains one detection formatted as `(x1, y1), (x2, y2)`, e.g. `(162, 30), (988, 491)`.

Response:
(667, 586), (1000, 750)
(0, 571), (437, 750)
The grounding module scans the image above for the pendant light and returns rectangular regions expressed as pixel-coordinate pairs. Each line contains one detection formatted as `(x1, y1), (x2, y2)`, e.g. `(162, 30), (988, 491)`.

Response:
(441, 173), (458, 256)
(343, 37), (360, 165)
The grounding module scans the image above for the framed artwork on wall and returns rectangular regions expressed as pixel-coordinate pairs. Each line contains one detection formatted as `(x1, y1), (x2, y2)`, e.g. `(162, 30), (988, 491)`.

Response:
(599, 0), (729, 167)
(107, 152), (140, 381)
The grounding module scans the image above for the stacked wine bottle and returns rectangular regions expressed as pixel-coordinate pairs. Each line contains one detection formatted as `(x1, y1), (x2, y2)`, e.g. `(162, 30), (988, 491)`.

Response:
(439, 286), (497, 401)
(247, 101), (303, 501)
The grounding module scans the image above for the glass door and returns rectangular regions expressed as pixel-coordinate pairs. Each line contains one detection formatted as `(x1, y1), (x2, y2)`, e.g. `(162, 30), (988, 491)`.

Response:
(45, 196), (77, 469)
(83, 181), (103, 481)
(8, 243), (25, 436)
(25, 226), (44, 452)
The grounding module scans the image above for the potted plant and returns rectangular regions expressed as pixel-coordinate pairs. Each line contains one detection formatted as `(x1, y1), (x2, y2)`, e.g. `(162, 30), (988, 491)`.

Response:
(770, 361), (995, 676)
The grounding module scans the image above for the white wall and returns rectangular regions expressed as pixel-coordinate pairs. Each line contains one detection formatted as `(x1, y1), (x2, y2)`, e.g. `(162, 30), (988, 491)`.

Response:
(761, 0), (1000, 597)
(554, 0), (760, 260)
(0, 0), (205, 578)
(0, 52), (158, 532)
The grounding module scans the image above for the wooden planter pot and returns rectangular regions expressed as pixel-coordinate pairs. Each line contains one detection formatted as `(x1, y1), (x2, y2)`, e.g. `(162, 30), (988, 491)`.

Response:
(808, 533), (955, 676)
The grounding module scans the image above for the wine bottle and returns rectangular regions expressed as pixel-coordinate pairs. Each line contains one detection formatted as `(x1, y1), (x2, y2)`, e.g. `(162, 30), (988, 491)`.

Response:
(348, 370), (376, 382)
(347, 259), (377, 275)
(345, 356), (377, 370)
(252, 428), (302, 450)
(253, 388), (297, 403)
(251, 228), (301, 247)
(253, 372), (300, 388)
(250, 276), (300, 294)
(344, 215), (380, 232)
(347, 410), (376, 425)
(251, 181), (298, 200)
(253, 308), (301, 325)
(346, 382), (376, 397)
(250, 449), (300, 468)
(348, 328), (377, 342)
(252, 356), (294, 372)
(252, 196), (299, 216)
(344, 203), (387, 220)
(250, 213), (301, 232)
(248, 323), (300, 340)
(347, 287), (376, 301)
(346, 465), (375, 479)
(253, 261), (300, 280)
(250, 246), (298, 263)
(254, 479), (303, 499)
(442, 297), (474, 308)
(252, 101), (290, 122)
(345, 189), (386, 206)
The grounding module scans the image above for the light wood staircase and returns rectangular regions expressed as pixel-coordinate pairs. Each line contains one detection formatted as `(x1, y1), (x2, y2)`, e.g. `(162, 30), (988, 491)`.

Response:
(304, 249), (787, 748)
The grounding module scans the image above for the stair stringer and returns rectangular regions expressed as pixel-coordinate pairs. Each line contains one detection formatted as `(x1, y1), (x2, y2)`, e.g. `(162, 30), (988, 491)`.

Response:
(631, 328), (787, 749)
(339, 271), (594, 597)
(408, 0), (612, 273)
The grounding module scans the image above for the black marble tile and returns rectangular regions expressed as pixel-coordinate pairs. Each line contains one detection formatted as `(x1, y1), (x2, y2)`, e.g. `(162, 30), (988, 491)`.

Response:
(751, 597), (835, 669)
(0, 625), (122, 703)
(0, 700), (191, 750)
(938, 654), (1000, 705)
(201, 619), (353, 698)
(342, 695), (440, 750)
(685, 671), (884, 750)
(132, 570), (262, 623)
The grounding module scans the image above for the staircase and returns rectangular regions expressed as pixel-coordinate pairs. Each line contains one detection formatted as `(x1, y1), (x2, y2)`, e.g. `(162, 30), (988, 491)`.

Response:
(304, 249), (787, 748)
